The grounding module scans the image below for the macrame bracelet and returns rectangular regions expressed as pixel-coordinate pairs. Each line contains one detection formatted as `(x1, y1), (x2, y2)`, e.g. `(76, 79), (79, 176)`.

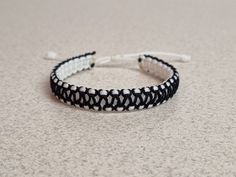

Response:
(50, 51), (188, 111)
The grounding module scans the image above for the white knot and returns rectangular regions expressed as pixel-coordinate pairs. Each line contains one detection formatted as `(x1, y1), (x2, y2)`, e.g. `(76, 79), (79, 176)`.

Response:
(180, 54), (191, 62)
(44, 51), (58, 60)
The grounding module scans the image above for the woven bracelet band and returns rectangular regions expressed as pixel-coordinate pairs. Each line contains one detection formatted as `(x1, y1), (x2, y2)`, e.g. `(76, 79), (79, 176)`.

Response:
(50, 51), (186, 111)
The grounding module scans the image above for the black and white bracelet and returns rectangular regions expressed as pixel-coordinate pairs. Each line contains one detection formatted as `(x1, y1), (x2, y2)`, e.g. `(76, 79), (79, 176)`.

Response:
(49, 51), (190, 111)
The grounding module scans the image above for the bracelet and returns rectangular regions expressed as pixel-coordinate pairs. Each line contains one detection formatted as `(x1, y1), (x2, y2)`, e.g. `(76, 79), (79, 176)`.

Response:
(50, 51), (189, 111)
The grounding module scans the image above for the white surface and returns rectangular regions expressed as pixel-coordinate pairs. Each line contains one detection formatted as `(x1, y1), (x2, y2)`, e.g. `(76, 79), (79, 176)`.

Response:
(0, 0), (236, 176)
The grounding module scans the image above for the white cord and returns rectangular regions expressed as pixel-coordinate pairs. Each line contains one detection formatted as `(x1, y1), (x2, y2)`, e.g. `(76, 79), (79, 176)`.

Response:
(95, 51), (191, 65)
(43, 51), (191, 65)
